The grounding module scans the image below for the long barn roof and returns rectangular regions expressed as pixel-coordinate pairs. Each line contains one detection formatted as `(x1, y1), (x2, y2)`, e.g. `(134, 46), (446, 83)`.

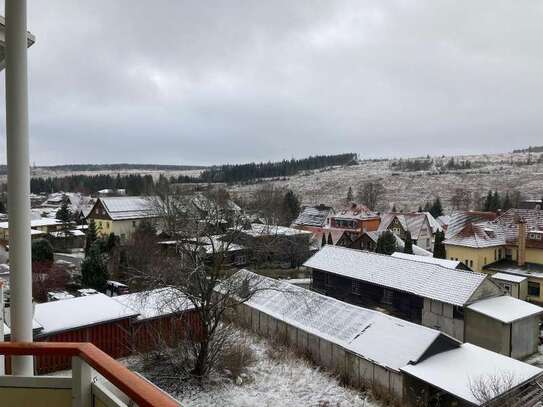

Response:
(304, 245), (492, 306)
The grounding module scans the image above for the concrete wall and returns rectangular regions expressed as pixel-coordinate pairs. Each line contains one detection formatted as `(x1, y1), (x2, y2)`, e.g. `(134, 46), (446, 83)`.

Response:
(237, 303), (404, 401)
(465, 309), (510, 356)
(422, 299), (464, 340)
(511, 316), (539, 359)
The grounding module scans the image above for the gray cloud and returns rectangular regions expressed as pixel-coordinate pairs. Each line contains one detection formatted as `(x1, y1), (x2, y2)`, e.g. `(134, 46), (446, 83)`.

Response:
(0, 0), (542, 165)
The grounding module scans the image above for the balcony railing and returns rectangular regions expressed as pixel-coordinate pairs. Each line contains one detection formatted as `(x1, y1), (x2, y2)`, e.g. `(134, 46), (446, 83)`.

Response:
(0, 342), (179, 407)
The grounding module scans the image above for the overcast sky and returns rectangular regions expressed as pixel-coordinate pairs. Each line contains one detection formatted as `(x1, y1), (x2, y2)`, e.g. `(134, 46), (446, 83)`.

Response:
(0, 1), (542, 166)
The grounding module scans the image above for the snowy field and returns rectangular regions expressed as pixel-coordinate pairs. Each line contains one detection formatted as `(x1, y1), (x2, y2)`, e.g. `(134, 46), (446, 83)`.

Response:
(135, 333), (381, 407)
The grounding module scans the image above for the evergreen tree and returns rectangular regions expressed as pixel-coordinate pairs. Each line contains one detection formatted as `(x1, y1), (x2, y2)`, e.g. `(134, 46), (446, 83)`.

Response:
(375, 231), (397, 255)
(85, 219), (98, 256)
(81, 242), (109, 291)
(433, 231), (446, 259)
(502, 192), (512, 210)
(423, 201), (431, 212)
(0, 200), (6, 213)
(418, 205), (423, 213)
(491, 190), (501, 212)
(391, 204), (397, 212)
(327, 233), (333, 245)
(321, 233), (326, 247)
(56, 199), (72, 223)
(346, 187), (353, 203)
(483, 191), (493, 211)
(32, 239), (54, 263)
(404, 231), (413, 254)
(430, 197), (443, 218)
(281, 190), (301, 226)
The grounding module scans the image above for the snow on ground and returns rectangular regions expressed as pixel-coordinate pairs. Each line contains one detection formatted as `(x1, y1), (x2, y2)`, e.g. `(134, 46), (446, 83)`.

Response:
(134, 332), (381, 407)
(526, 345), (543, 368)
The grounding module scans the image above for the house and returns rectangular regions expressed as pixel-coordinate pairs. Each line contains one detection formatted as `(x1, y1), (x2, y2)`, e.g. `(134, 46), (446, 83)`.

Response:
(0, 217), (63, 242)
(323, 203), (380, 241)
(346, 230), (432, 256)
(86, 196), (161, 240)
(445, 209), (543, 304)
(238, 270), (543, 406)
(378, 212), (442, 252)
(519, 199), (543, 210)
(491, 272), (528, 300)
(305, 245), (542, 358)
(436, 214), (450, 231)
(391, 252), (471, 270)
(157, 235), (248, 267)
(443, 211), (502, 272)
(291, 204), (335, 234)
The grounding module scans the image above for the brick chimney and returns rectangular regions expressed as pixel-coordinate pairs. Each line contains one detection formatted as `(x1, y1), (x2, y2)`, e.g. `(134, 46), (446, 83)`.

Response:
(517, 217), (527, 267)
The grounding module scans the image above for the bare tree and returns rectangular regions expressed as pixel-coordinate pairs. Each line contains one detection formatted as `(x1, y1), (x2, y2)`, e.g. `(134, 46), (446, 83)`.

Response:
(469, 372), (517, 406)
(357, 181), (385, 211)
(126, 187), (286, 379)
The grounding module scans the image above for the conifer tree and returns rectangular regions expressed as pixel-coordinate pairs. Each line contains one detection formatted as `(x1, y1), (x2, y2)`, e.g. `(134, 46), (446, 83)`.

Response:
(327, 233), (333, 245)
(502, 192), (512, 211)
(56, 199), (72, 223)
(433, 231), (446, 259)
(85, 219), (98, 256)
(321, 233), (326, 247)
(281, 190), (301, 226)
(81, 242), (109, 291)
(346, 186), (353, 203)
(404, 231), (413, 254)
(430, 197), (443, 218)
(375, 231), (397, 255)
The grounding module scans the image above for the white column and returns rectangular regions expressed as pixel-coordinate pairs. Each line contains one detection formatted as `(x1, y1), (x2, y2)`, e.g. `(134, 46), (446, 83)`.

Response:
(72, 357), (93, 407)
(5, 0), (34, 375)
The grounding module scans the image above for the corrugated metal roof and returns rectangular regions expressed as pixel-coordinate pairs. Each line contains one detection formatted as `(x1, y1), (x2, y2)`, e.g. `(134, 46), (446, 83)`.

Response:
(292, 206), (333, 227)
(391, 252), (462, 269)
(304, 245), (488, 306)
(239, 269), (455, 371)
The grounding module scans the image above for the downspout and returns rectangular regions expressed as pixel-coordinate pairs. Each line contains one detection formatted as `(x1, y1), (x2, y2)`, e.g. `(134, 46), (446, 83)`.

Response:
(5, 0), (34, 375)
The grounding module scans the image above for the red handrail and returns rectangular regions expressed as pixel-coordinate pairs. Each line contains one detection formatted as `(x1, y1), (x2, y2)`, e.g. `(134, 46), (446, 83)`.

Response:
(0, 342), (179, 407)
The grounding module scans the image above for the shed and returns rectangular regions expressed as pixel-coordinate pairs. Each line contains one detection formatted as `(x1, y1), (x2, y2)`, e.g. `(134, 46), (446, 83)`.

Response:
(113, 288), (200, 351)
(490, 272), (528, 300)
(401, 343), (543, 406)
(32, 293), (139, 373)
(466, 296), (543, 359)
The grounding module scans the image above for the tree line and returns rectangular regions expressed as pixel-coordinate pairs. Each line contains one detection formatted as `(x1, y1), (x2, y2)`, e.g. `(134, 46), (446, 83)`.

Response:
(196, 153), (357, 183)
(30, 173), (156, 195)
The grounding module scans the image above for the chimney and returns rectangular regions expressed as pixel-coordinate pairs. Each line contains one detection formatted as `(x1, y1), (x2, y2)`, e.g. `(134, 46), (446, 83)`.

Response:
(517, 217), (527, 267)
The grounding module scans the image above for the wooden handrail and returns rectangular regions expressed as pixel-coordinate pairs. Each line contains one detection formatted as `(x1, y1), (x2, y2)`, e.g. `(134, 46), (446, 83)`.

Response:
(0, 342), (179, 407)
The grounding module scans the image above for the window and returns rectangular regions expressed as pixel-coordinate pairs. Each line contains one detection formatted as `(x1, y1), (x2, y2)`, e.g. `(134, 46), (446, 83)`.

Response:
(494, 250), (497, 261)
(120, 233), (126, 241)
(528, 282), (541, 297)
(325, 273), (332, 287)
(469, 260), (473, 268)
(453, 306), (464, 320)
(465, 259), (469, 266)
(502, 283), (512, 295)
(351, 280), (361, 295)
(484, 257), (487, 265)
(382, 289), (394, 305)
(132, 220), (137, 227)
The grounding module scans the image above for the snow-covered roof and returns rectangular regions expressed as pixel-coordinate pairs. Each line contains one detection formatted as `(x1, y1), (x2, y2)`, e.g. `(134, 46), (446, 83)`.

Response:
(244, 224), (312, 237)
(304, 246), (490, 306)
(444, 222), (506, 249)
(484, 260), (543, 279)
(492, 209), (543, 249)
(331, 203), (378, 221)
(467, 296), (543, 323)
(93, 196), (161, 221)
(113, 287), (194, 321)
(240, 269), (458, 371)
(47, 291), (75, 301)
(391, 252), (462, 269)
(445, 211), (498, 240)
(490, 272), (527, 283)
(292, 205), (333, 227)
(363, 231), (432, 256)
(401, 343), (542, 406)
(48, 229), (86, 238)
(0, 217), (62, 229)
(34, 293), (138, 335)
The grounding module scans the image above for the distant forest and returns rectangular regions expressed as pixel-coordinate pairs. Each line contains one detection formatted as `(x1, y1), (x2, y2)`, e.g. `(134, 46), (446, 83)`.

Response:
(30, 153), (357, 195)
(513, 146), (543, 153)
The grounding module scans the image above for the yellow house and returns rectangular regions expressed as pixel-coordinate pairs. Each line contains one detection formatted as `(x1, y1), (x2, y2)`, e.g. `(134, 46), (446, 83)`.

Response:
(86, 196), (161, 241)
(445, 209), (543, 304)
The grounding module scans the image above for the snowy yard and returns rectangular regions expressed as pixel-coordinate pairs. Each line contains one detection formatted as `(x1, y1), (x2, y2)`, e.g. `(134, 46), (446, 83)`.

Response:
(133, 332), (381, 407)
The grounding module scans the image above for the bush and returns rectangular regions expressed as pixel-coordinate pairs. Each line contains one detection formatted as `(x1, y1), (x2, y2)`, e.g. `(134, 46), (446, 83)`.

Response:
(219, 339), (256, 379)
